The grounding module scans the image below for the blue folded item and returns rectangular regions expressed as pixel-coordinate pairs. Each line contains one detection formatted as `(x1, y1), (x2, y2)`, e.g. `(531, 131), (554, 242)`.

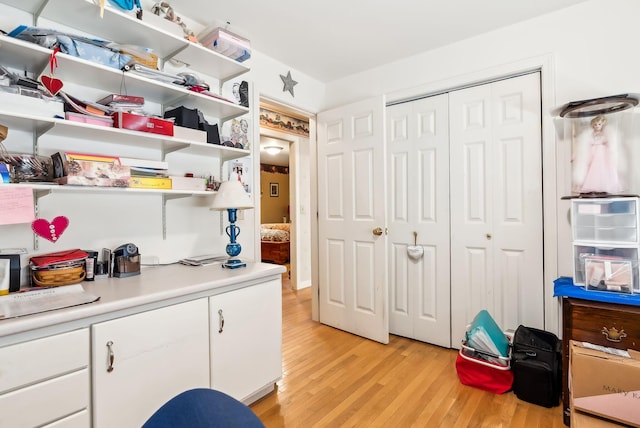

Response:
(465, 309), (510, 358)
(8, 25), (131, 71)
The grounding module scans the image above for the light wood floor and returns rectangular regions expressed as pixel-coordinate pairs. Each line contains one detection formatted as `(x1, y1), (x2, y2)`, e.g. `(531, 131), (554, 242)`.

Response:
(250, 279), (566, 427)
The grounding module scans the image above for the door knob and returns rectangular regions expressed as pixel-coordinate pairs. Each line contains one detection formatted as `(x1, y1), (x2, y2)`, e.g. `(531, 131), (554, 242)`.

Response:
(486, 233), (492, 240)
(373, 227), (384, 236)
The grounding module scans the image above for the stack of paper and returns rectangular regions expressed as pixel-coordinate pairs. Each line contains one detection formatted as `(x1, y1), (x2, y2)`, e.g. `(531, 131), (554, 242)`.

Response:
(179, 254), (227, 266)
(120, 157), (171, 189)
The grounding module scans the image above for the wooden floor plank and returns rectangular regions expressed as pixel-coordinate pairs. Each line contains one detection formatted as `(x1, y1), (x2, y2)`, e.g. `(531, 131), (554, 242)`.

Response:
(250, 282), (565, 427)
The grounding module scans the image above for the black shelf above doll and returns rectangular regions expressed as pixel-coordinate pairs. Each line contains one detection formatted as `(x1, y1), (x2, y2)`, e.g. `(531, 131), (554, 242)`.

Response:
(554, 94), (640, 199)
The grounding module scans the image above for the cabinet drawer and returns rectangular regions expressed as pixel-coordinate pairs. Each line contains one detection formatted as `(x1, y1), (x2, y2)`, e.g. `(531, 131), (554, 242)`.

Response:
(0, 328), (89, 393)
(43, 409), (90, 428)
(572, 198), (639, 244)
(572, 244), (639, 289)
(566, 300), (640, 351)
(0, 369), (89, 428)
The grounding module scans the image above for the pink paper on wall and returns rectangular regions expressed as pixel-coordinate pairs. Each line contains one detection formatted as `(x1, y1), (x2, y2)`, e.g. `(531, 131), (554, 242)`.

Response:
(0, 187), (35, 225)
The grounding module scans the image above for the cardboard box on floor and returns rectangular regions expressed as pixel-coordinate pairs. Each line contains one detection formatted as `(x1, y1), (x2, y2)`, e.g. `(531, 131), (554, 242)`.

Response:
(571, 407), (627, 427)
(570, 340), (640, 427)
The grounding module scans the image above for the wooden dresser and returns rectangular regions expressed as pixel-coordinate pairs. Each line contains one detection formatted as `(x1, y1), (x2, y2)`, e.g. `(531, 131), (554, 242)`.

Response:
(562, 297), (640, 426)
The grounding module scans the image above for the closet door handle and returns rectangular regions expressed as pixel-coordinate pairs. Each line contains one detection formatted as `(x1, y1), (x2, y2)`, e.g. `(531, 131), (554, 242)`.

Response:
(218, 309), (225, 333)
(373, 227), (384, 236)
(106, 340), (115, 372)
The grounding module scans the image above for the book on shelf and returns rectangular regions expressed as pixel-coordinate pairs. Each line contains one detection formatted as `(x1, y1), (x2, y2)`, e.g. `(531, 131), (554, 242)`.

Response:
(96, 94), (145, 106)
(129, 176), (171, 189)
(63, 152), (121, 164)
(129, 167), (169, 178)
(119, 157), (168, 170)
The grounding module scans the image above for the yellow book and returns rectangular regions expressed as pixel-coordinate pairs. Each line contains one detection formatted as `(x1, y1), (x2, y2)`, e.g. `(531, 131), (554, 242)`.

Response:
(129, 176), (172, 189)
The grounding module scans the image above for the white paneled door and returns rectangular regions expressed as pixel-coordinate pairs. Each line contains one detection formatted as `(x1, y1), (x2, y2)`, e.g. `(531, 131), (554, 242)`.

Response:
(317, 95), (389, 344)
(449, 73), (544, 344)
(386, 94), (452, 348)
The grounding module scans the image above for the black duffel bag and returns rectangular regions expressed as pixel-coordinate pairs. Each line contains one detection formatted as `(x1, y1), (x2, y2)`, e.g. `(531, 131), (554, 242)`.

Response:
(512, 325), (562, 407)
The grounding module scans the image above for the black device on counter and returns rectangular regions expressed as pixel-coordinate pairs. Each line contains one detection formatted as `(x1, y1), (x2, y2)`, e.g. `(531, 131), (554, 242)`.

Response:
(0, 253), (21, 292)
(113, 243), (140, 278)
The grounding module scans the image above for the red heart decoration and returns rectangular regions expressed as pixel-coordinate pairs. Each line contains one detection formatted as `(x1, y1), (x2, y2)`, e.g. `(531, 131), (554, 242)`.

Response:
(41, 75), (64, 96)
(31, 216), (69, 243)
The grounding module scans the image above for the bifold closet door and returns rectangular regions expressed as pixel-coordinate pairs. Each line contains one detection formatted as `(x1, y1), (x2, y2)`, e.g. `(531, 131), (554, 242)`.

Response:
(449, 73), (544, 345)
(387, 94), (452, 348)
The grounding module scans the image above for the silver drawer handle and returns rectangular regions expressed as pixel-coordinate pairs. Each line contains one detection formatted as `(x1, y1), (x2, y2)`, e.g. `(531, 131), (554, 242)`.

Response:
(106, 340), (115, 372)
(218, 309), (225, 333)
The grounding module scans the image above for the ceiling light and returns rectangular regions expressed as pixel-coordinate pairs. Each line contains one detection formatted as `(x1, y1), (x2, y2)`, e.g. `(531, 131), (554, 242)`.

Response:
(264, 146), (283, 155)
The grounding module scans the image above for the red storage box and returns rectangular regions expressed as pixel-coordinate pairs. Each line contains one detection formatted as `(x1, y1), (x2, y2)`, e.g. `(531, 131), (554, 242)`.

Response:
(455, 344), (514, 394)
(112, 112), (174, 136)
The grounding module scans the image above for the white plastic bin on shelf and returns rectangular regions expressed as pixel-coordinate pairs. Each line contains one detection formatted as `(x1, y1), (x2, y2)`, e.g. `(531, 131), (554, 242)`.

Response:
(573, 244), (639, 290)
(571, 197), (639, 244)
(584, 257), (634, 294)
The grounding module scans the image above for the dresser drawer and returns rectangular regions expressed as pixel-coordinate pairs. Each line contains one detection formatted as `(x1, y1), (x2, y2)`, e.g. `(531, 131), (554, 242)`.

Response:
(0, 369), (89, 428)
(43, 409), (90, 428)
(565, 298), (640, 351)
(0, 328), (89, 394)
(562, 297), (640, 425)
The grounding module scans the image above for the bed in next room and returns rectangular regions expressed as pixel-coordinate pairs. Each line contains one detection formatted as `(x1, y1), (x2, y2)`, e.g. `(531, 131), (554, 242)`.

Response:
(260, 223), (290, 265)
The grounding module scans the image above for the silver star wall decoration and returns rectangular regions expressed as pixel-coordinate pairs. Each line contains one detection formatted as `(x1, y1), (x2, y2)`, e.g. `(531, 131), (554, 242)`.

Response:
(280, 71), (298, 97)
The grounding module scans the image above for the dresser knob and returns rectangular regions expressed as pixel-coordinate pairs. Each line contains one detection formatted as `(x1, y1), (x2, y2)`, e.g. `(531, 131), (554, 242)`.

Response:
(602, 326), (627, 342)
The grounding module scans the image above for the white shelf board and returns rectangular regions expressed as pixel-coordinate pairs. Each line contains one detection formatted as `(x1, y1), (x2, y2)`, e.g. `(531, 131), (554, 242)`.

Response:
(14, 182), (216, 197)
(0, 110), (250, 159)
(172, 42), (249, 82)
(0, 35), (50, 73)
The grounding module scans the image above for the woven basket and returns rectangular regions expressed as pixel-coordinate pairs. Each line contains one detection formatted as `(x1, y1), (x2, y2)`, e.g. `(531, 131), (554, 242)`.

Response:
(32, 265), (86, 287)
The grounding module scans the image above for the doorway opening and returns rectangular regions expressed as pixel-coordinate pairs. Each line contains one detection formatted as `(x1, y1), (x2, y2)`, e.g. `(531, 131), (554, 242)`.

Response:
(259, 98), (313, 291)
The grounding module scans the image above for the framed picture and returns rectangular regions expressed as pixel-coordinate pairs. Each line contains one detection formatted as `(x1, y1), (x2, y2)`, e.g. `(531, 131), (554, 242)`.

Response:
(270, 182), (279, 197)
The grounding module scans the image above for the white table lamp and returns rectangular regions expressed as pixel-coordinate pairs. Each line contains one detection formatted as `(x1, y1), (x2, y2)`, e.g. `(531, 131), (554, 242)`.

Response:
(210, 180), (253, 269)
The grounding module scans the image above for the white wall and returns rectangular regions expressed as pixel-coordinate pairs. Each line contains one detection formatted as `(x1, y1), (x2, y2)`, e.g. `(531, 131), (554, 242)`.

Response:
(322, 0), (640, 280)
(247, 51), (325, 114)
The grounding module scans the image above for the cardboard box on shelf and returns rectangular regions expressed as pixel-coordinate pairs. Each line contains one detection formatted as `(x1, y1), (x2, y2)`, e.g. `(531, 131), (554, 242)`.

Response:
(56, 160), (130, 187)
(65, 112), (113, 127)
(130, 176), (172, 189)
(170, 176), (206, 191)
(570, 341), (640, 427)
(112, 112), (174, 136)
(173, 126), (207, 143)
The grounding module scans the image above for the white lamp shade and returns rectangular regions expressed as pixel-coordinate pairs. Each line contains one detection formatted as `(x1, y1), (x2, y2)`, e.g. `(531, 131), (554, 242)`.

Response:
(210, 180), (253, 210)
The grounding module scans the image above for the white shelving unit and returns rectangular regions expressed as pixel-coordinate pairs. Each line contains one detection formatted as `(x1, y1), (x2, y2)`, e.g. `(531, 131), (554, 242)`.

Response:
(571, 196), (640, 292)
(3, 0), (250, 81)
(0, 0), (252, 243)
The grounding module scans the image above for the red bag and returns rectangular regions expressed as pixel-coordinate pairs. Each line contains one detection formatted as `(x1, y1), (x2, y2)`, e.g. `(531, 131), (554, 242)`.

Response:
(30, 249), (88, 268)
(455, 348), (514, 394)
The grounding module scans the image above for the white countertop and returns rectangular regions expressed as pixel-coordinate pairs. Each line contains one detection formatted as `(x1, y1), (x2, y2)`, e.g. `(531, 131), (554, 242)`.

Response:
(0, 262), (285, 342)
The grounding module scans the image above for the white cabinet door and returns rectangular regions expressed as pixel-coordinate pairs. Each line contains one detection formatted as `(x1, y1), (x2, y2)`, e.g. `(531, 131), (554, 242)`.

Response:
(209, 279), (282, 403)
(92, 299), (210, 428)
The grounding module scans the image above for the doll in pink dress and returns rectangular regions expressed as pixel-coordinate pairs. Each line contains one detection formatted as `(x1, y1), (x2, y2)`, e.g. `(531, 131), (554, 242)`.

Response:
(572, 115), (624, 194)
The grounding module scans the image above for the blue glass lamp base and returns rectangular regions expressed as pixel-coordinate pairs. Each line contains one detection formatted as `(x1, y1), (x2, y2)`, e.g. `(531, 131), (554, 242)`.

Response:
(222, 258), (247, 269)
